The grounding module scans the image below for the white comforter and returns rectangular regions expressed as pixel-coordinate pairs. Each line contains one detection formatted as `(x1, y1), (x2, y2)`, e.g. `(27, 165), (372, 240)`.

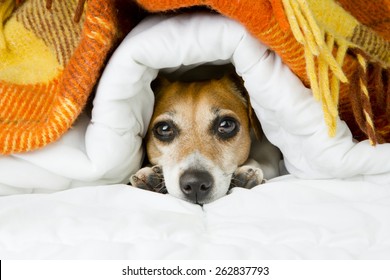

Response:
(1, 176), (389, 259)
(1, 13), (390, 194)
(0, 14), (389, 259)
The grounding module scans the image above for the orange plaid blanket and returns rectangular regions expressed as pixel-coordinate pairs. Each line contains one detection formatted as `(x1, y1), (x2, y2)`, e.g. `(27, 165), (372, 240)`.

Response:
(0, 0), (388, 154)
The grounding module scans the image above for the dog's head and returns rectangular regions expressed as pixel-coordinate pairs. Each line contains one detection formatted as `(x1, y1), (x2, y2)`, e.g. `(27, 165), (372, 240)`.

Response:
(146, 74), (259, 204)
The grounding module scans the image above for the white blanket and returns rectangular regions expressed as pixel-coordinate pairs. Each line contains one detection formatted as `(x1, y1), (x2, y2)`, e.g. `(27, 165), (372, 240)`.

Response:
(1, 176), (389, 259)
(0, 13), (390, 260)
(1, 14), (390, 194)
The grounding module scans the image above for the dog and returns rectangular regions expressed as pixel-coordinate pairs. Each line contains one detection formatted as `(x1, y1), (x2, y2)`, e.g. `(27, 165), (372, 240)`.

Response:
(130, 73), (281, 205)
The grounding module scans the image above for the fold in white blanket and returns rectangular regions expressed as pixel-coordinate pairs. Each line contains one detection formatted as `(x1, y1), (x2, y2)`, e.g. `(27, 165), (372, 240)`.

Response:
(1, 14), (390, 194)
(1, 13), (390, 260)
(1, 176), (389, 259)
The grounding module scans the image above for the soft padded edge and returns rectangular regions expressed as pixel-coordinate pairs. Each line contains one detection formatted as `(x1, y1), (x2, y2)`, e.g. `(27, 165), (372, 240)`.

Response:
(1, 13), (390, 195)
(1, 177), (389, 259)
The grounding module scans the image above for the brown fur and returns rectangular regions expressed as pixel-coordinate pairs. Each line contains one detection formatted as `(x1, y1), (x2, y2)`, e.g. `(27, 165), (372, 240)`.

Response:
(130, 74), (272, 204)
(146, 76), (252, 168)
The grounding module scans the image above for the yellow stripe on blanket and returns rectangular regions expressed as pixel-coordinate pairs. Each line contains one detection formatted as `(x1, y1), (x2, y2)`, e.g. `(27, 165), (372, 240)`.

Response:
(0, 18), (62, 84)
(282, 0), (389, 144)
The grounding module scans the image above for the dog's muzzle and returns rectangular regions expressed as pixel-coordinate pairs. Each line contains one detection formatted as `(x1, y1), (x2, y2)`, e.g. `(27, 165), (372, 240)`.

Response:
(179, 169), (214, 204)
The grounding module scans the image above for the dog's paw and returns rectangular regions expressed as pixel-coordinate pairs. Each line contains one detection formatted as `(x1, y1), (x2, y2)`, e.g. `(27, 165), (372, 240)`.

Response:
(129, 165), (167, 194)
(230, 165), (265, 190)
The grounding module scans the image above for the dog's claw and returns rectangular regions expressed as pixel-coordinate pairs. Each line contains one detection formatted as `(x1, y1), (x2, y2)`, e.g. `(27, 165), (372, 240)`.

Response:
(129, 165), (167, 194)
(152, 165), (163, 174)
(230, 165), (265, 190)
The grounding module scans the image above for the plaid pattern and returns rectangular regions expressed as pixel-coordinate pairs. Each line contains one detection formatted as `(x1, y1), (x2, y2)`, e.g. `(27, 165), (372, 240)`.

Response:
(0, 0), (117, 154)
(0, 0), (388, 154)
(137, 0), (390, 144)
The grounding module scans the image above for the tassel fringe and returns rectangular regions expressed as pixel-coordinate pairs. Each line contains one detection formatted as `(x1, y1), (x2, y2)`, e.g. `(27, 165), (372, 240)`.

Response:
(281, 0), (387, 145)
(355, 53), (380, 145)
(282, 0), (348, 137)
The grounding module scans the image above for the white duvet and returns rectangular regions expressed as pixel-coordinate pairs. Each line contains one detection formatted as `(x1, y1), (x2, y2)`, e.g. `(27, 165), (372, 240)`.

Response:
(1, 176), (389, 259)
(0, 14), (389, 259)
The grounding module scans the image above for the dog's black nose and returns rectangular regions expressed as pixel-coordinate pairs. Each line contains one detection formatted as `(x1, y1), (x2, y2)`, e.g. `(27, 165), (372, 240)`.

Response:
(179, 170), (214, 204)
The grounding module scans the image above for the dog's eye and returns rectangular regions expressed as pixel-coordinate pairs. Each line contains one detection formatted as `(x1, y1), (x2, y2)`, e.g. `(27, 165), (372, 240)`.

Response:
(153, 121), (177, 142)
(214, 117), (239, 140)
(218, 119), (236, 134)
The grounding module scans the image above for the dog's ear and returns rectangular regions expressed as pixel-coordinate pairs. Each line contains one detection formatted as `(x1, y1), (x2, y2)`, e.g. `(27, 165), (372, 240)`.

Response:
(247, 99), (263, 140)
(151, 75), (170, 96)
(223, 73), (263, 140)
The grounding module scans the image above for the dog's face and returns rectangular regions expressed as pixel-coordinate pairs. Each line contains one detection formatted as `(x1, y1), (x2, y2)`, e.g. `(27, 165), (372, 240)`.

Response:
(146, 76), (252, 204)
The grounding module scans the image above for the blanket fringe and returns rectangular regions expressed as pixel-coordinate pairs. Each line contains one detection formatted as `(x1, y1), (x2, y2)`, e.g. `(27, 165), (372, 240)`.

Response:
(280, 0), (389, 145)
(282, 0), (349, 137)
(355, 53), (381, 145)
(348, 52), (389, 145)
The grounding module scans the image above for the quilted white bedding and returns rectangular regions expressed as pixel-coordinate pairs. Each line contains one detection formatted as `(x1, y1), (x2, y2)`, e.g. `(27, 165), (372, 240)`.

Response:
(0, 14), (389, 259)
(1, 176), (389, 259)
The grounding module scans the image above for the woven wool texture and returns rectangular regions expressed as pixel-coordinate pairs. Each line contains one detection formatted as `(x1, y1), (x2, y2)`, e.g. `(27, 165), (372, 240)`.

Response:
(0, 0), (389, 155)
(137, 0), (390, 144)
(0, 0), (117, 154)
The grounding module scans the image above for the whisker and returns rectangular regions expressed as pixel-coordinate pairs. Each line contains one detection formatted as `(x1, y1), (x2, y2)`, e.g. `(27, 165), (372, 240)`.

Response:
(223, 172), (235, 177)
(155, 183), (167, 194)
(149, 173), (164, 179)
(230, 177), (244, 184)
(153, 181), (165, 189)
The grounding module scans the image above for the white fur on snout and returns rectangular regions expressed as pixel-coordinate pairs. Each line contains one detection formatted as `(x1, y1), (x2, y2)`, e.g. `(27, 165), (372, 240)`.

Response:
(163, 152), (233, 203)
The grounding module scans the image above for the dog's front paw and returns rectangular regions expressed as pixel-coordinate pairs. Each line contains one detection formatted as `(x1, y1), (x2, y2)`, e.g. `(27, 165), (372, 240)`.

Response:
(129, 165), (167, 194)
(230, 166), (265, 190)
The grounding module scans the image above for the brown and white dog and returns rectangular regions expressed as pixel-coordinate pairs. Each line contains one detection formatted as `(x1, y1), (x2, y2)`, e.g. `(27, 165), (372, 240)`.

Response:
(130, 74), (281, 205)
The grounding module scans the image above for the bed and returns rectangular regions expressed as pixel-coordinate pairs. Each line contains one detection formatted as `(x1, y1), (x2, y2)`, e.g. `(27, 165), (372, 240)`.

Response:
(0, 9), (390, 259)
(1, 177), (390, 259)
